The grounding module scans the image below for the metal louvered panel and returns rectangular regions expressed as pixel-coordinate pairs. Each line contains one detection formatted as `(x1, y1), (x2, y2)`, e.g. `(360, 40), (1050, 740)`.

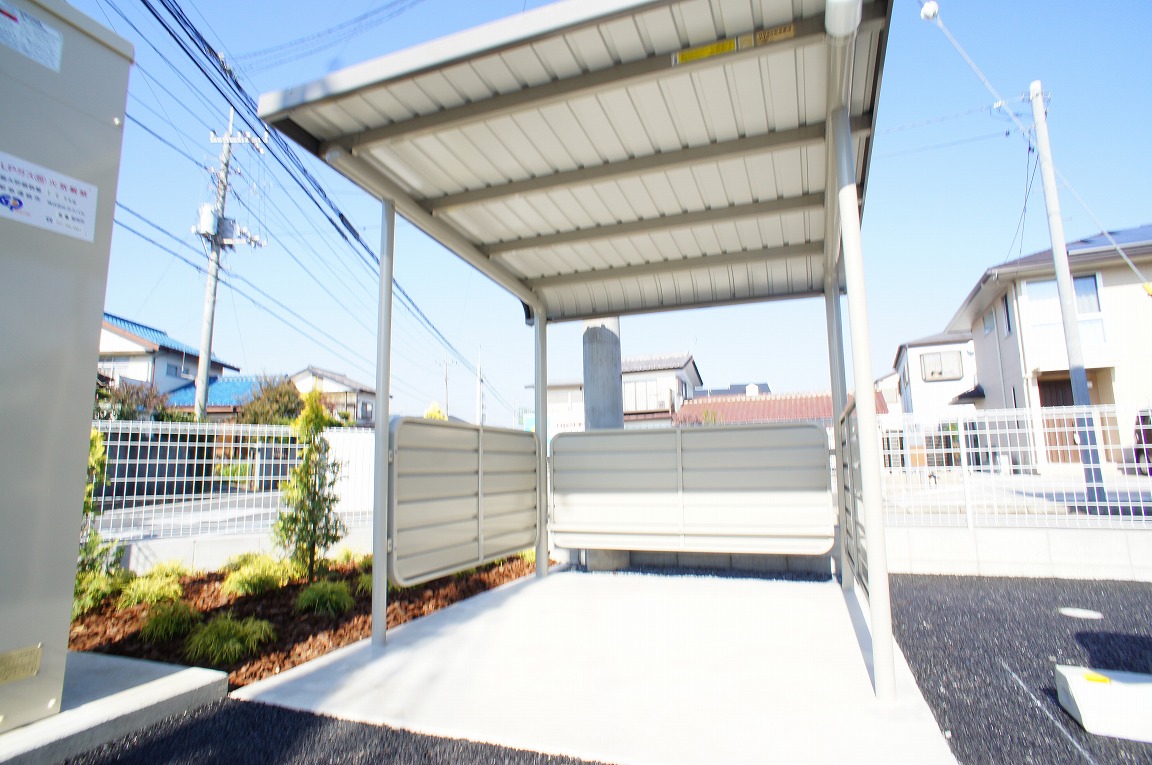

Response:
(551, 423), (834, 553)
(388, 419), (538, 587)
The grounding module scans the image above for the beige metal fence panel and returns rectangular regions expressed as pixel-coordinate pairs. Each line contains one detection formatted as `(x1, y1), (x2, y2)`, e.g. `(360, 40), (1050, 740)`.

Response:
(388, 418), (538, 587)
(878, 406), (1152, 529)
(551, 424), (834, 554)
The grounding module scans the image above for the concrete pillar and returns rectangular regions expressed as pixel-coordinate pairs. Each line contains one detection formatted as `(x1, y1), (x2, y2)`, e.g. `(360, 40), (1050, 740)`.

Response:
(581, 317), (628, 570)
(582, 317), (624, 430)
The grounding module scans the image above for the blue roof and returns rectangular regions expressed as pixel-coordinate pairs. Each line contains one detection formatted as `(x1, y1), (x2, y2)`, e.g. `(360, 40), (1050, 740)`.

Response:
(167, 375), (271, 408)
(103, 313), (237, 369)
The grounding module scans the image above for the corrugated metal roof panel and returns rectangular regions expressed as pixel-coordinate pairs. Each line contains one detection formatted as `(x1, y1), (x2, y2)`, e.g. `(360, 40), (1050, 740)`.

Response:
(260, 0), (891, 322)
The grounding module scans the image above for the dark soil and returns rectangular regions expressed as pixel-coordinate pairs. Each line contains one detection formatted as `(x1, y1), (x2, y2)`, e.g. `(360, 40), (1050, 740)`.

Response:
(68, 557), (538, 690)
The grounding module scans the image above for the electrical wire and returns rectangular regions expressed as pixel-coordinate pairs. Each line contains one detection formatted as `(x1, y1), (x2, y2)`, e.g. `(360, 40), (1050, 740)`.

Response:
(921, 2), (1148, 285)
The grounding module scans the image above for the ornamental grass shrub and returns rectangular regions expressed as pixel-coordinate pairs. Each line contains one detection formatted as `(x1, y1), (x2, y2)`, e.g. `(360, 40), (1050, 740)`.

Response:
(141, 600), (201, 642)
(117, 572), (183, 609)
(185, 614), (275, 665)
(220, 555), (287, 597)
(295, 580), (354, 618)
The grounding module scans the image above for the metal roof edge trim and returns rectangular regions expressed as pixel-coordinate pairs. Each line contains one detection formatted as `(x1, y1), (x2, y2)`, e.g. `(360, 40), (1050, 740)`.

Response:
(854, 0), (893, 222)
(544, 288), (826, 324)
(257, 0), (673, 120)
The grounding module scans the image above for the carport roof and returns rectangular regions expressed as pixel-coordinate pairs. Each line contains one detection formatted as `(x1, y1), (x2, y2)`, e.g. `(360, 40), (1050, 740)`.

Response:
(259, 0), (892, 323)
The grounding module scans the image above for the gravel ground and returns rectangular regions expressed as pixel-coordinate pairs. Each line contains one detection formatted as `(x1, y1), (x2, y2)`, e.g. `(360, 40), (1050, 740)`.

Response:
(891, 575), (1152, 765)
(64, 573), (1152, 765)
(63, 699), (605, 765)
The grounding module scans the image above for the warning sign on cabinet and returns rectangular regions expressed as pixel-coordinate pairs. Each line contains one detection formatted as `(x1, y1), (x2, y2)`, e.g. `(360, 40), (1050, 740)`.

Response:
(0, 150), (98, 242)
(0, 0), (63, 72)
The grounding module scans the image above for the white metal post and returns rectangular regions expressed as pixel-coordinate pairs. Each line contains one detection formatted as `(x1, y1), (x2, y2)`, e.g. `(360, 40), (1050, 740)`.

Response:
(833, 105), (896, 700)
(371, 200), (396, 646)
(534, 306), (550, 578)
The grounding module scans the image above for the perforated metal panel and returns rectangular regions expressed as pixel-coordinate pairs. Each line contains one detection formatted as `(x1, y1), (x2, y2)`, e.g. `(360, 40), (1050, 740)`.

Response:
(387, 419), (537, 586)
(551, 423), (833, 554)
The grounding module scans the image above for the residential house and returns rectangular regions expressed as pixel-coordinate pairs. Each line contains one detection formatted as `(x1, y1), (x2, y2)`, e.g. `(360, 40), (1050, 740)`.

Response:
(891, 332), (977, 416)
(696, 383), (771, 397)
(946, 225), (1152, 436)
(292, 366), (376, 426)
(99, 313), (237, 395)
(167, 375), (269, 422)
(534, 352), (703, 433)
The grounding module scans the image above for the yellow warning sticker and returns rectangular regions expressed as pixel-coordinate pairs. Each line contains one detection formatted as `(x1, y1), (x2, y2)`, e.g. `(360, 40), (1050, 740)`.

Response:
(1083, 671), (1112, 683)
(672, 23), (797, 66)
(0, 644), (42, 686)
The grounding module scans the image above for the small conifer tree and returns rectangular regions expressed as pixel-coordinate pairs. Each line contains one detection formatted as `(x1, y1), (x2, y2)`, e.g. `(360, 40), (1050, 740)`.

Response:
(274, 390), (345, 582)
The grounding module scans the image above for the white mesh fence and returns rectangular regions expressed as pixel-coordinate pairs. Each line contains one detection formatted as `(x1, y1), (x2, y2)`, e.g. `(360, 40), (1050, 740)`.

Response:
(878, 406), (1152, 529)
(90, 421), (374, 541)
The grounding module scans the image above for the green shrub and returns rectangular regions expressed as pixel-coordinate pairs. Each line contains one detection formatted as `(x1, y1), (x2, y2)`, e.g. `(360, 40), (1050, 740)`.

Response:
(519, 548), (536, 565)
(118, 573), (183, 609)
(356, 572), (372, 596)
(146, 559), (192, 579)
(221, 551), (267, 573)
(221, 557), (287, 597)
(358, 554), (372, 573)
(142, 601), (201, 642)
(185, 614), (275, 665)
(72, 569), (133, 621)
(295, 580), (354, 618)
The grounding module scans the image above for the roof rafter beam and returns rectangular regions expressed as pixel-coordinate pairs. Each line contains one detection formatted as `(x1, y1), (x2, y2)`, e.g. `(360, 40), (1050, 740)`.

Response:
(526, 241), (824, 289)
(483, 193), (823, 256)
(323, 4), (887, 154)
(427, 118), (870, 214)
(322, 149), (542, 308)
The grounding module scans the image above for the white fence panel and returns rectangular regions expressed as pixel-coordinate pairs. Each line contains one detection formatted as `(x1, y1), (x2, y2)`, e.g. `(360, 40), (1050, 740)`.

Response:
(879, 406), (1152, 529)
(552, 424), (834, 554)
(90, 420), (374, 540)
(388, 418), (537, 587)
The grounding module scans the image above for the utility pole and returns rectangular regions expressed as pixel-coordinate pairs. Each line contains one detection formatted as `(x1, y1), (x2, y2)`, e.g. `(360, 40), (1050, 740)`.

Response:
(1029, 80), (1105, 509)
(193, 110), (263, 420)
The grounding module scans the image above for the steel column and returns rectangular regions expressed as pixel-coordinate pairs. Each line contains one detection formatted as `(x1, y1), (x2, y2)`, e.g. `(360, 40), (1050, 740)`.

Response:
(371, 200), (396, 645)
(833, 105), (896, 701)
(534, 307), (549, 578)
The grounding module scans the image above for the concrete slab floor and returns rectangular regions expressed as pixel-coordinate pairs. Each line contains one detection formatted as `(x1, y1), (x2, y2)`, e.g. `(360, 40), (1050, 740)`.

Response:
(234, 570), (956, 765)
(0, 652), (226, 765)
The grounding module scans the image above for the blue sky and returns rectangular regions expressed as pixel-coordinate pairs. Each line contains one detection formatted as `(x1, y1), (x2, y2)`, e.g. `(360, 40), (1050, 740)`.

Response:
(72, 0), (1152, 425)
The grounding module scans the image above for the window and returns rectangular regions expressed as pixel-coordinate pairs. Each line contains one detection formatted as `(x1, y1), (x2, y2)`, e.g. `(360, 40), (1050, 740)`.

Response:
(360, 401), (373, 421)
(1025, 274), (1105, 347)
(166, 363), (190, 378)
(982, 310), (996, 336)
(920, 351), (964, 382)
(1001, 294), (1013, 336)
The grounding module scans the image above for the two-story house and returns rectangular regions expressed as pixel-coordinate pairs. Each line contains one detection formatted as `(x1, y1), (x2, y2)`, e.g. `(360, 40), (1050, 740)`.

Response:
(946, 224), (1152, 440)
(291, 366), (377, 426)
(891, 332), (977, 416)
(99, 313), (237, 395)
(534, 352), (703, 434)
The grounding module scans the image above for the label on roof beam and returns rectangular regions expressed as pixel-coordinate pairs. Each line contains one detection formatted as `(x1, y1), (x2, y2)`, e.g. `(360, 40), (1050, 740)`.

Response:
(672, 24), (796, 66)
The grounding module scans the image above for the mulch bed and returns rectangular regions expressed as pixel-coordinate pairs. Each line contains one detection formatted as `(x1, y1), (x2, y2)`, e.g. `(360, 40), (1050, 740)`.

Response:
(68, 557), (537, 689)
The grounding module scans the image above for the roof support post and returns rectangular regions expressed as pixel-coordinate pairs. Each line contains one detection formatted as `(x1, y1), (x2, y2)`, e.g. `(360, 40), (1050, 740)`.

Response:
(371, 199), (396, 646)
(833, 103), (895, 701)
(533, 306), (549, 579)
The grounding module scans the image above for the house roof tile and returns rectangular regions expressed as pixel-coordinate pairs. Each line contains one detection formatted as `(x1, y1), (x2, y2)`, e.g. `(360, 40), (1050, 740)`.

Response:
(167, 375), (272, 409)
(103, 313), (237, 370)
(293, 366), (375, 394)
(674, 391), (888, 426)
